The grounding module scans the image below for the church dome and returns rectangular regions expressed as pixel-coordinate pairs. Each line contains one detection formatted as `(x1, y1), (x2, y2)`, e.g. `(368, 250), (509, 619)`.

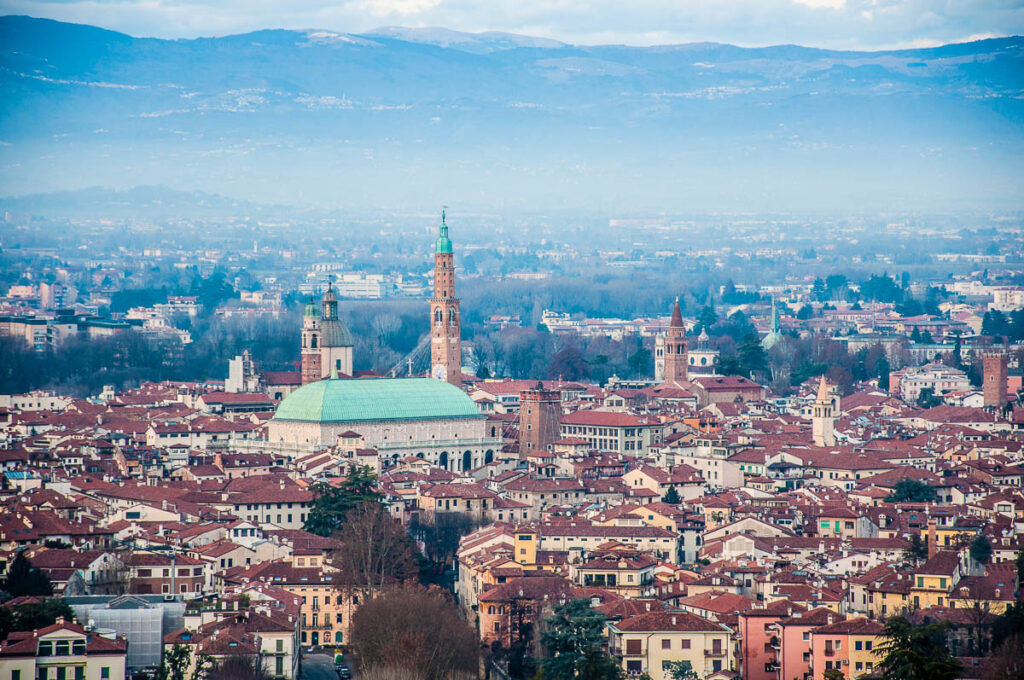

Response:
(272, 377), (481, 424)
(319, 319), (353, 347)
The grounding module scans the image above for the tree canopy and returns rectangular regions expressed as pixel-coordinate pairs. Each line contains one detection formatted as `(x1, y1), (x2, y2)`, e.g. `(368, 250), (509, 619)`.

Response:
(875, 616), (961, 680)
(886, 479), (937, 504)
(540, 599), (621, 680)
(970, 534), (993, 565)
(0, 599), (75, 642)
(303, 465), (382, 537)
(2, 553), (54, 598)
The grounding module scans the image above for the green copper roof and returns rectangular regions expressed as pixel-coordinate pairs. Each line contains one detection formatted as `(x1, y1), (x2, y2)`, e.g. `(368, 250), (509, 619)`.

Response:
(272, 377), (482, 423)
(303, 299), (320, 318)
(435, 208), (453, 254)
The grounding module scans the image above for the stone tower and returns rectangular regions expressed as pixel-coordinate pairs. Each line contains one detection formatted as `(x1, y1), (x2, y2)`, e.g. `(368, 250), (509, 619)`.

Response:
(300, 297), (322, 385)
(662, 298), (689, 386)
(318, 282), (354, 378)
(983, 352), (1007, 408)
(812, 375), (836, 447)
(430, 209), (462, 386)
(519, 386), (562, 456)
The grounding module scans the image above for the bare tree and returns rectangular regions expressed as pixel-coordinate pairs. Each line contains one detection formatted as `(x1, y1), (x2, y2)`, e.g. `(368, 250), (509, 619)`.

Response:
(350, 583), (479, 680)
(984, 634), (1024, 680)
(330, 501), (420, 601)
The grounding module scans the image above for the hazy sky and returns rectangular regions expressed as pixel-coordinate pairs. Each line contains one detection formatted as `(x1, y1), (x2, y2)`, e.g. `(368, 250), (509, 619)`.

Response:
(2, 0), (1021, 49)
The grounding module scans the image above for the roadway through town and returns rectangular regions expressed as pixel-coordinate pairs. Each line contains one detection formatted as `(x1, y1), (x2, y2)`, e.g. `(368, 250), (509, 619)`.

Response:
(300, 653), (341, 680)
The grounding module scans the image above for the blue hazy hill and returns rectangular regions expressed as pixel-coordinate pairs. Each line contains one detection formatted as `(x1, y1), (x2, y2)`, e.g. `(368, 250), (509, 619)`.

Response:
(1, 15), (1022, 213)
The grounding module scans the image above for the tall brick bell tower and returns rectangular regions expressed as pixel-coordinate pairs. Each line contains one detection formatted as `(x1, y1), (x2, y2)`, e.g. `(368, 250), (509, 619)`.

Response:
(983, 352), (1007, 408)
(430, 208), (462, 386)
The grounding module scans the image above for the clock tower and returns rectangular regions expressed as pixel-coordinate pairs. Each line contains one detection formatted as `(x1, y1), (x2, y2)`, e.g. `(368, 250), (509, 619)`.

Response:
(430, 208), (462, 386)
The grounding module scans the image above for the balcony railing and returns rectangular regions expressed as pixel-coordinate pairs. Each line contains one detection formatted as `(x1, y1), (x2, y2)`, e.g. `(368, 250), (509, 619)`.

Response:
(769, 636), (781, 649)
(705, 648), (726, 657)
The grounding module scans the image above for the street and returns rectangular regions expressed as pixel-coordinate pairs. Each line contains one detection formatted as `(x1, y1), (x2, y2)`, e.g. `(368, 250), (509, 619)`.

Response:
(300, 652), (340, 680)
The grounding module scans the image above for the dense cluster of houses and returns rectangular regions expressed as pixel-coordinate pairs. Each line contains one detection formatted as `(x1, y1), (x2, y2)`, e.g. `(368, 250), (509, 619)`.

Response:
(0, 349), (1019, 679)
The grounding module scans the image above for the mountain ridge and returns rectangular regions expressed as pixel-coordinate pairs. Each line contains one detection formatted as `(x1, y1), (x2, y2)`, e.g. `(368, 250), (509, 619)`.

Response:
(1, 15), (1022, 213)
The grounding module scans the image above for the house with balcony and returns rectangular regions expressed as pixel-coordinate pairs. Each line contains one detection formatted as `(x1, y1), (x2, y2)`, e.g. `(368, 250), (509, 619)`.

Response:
(809, 617), (883, 680)
(0, 618), (128, 680)
(607, 610), (733, 679)
(570, 548), (657, 598)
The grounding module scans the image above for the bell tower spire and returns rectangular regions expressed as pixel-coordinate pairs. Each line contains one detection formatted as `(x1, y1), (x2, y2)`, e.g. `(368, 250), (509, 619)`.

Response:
(430, 207), (461, 386)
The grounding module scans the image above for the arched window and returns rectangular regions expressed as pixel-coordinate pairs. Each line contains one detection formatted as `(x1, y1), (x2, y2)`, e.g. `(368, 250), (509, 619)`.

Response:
(311, 335), (318, 348)
(335, 631), (343, 643)
(449, 311), (458, 326)
(488, 605), (495, 614)
(435, 309), (443, 324)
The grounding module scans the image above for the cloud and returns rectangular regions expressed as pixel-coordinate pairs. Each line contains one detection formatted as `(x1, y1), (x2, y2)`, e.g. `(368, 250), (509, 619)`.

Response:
(1, 0), (1021, 49)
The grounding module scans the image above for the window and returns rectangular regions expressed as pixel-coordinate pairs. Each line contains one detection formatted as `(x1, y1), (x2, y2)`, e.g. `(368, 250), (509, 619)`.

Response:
(626, 639), (642, 655)
(661, 639), (671, 649)
(12, 670), (21, 680)
(681, 639), (691, 649)
(38, 641), (53, 656)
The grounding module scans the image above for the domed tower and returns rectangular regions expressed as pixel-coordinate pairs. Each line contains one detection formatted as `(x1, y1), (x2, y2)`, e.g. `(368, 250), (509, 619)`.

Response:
(430, 208), (462, 386)
(319, 281), (354, 378)
(688, 326), (719, 376)
(300, 297), (322, 385)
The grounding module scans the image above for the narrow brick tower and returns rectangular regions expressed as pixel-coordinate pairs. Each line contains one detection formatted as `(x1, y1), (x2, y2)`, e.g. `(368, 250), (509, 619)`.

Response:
(983, 352), (1007, 408)
(430, 208), (462, 386)
(519, 386), (562, 456)
(662, 298), (689, 386)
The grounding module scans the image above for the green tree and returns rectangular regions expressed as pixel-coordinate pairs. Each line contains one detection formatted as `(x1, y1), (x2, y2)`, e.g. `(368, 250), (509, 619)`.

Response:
(662, 486), (680, 505)
(916, 387), (942, 408)
(0, 599), (75, 641)
(2, 553), (53, 597)
(737, 332), (768, 377)
(875, 616), (961, 680)
(303, 466), (382, 537)
(796, 305), (814, 320)
(697, 305), (717, 333)
(992, 602), (1024, 651)
(158, 643), (192, 680)
(812, 278), (828, 302)
(903, 534), (928, 564)
(664, 660), (698, 680)
(970, 534), (993, 565)
(886, 479), (937, 504)
(540, 599), (620, 680)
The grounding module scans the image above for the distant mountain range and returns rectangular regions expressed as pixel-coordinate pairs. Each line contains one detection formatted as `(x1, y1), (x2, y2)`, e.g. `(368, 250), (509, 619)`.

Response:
(1, 15), (1022, 214)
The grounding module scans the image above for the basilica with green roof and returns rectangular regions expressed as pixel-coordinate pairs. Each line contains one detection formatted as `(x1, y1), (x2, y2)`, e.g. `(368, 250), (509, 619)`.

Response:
(268, 212), (501, 472)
